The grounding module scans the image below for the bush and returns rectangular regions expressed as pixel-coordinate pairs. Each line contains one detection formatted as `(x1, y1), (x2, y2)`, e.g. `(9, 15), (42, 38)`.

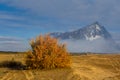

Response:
(25, 34), (71, 69)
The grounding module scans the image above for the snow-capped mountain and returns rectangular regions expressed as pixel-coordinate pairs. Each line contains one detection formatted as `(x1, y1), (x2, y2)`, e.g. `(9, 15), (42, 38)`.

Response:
(50, 22), (120, 53)
(50, 22), (112, 41)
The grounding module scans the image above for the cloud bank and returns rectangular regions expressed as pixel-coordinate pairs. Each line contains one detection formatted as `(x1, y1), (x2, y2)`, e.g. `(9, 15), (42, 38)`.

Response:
(60, 39), (120, 53)
(0, 36), (29, 52)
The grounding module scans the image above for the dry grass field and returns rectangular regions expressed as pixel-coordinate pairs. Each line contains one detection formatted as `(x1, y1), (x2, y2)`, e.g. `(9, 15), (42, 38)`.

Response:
(0, 52), (120, 80)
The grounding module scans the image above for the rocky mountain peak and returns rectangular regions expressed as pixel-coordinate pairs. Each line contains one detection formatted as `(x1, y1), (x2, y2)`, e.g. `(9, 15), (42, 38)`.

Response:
(50, 22), (112, 41)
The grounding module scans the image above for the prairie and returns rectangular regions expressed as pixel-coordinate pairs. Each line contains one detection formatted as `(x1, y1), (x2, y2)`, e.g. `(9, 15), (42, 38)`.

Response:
(0, 52), (120, 80)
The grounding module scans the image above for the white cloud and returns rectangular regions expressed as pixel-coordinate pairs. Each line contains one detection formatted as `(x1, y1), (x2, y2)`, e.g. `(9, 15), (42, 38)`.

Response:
(1, 0), (120, 29)
(60, 39), (120, 53)
(0, 11), (46, 28)
(0, 36), (29, 51)
(111, 32), (120, 45)
(0, 14), (22, 21)
(0, 36), (23, 41)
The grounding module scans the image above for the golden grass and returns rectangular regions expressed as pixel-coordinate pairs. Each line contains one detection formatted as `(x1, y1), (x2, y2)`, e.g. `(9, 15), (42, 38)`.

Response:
(0, 52), (120, 80)
(72, 54), (120, 80)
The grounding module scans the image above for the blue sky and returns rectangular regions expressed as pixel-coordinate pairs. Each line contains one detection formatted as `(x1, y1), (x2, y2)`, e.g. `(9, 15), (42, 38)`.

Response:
(0, 0), (120, 51)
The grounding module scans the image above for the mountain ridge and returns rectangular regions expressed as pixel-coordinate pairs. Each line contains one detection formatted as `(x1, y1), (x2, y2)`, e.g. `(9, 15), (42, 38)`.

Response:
(50, 22), (112, 41)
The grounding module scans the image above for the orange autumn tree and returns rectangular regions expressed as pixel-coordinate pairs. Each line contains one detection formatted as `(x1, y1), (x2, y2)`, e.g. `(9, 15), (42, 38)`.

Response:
(25, 34), (71, 69)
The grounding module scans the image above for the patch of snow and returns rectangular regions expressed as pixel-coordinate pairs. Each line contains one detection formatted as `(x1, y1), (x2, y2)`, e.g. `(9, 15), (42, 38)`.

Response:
(84, 35), (89, 40)
(85, 35), (101, 41)
(90, 30), (94, 36)
(95, 24), (101, 31)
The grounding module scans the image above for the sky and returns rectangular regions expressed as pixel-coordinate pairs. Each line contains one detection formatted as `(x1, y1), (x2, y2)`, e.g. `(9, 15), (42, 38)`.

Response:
(0, 0), (120, 51)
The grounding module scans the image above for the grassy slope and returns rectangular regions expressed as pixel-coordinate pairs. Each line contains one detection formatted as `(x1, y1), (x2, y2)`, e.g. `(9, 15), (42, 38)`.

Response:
(0, 52), (120, 80)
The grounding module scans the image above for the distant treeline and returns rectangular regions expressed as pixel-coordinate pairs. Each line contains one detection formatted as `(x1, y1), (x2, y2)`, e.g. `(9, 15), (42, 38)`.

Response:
(0, 51), (25, 54)
(70, 52), (96, 56)
(70, 52), (120, 56)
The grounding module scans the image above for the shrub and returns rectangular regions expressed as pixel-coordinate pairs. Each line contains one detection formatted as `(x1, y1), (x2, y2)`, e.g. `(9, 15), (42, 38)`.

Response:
(25, 34), (71, 69)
